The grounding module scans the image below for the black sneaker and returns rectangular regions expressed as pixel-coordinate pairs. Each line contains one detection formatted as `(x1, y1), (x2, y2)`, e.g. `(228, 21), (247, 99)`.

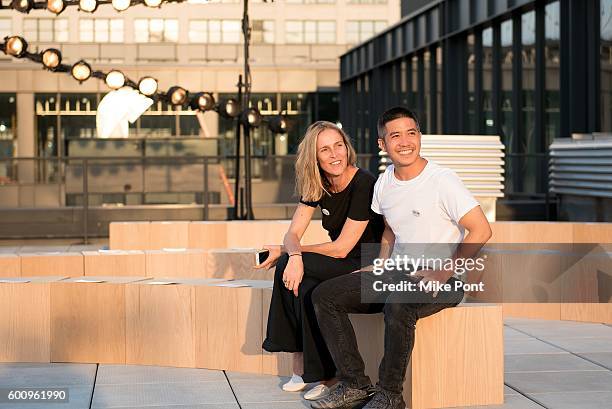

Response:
(362, 387), (405, 409)
(310, 382), (373, 409)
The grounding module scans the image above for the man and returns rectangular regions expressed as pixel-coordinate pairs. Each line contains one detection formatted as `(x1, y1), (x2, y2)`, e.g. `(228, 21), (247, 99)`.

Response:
(310, 107), (492, 409)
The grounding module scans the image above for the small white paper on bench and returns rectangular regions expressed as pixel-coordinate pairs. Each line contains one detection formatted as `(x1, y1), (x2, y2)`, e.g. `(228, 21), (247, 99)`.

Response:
(0, 278), (31, 283)
(74, 278), (106, 283)
(145, 280), (178, 285)
(215, 282), (251, 288)
(98, 249), (124, 254)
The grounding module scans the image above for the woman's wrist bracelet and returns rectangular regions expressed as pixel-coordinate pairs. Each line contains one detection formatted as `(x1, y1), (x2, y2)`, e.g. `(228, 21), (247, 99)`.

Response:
(288, 252), (302, 257)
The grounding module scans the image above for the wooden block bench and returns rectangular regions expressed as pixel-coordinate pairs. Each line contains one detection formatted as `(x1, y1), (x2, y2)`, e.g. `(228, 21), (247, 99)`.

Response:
(125, 278), (199, 368)
(188, 221), (228, 249)
(149, 221), (190, 250)
(0, 254), (20, 277)
(20, 252), (84, 277)
(195, 280), (270, 373)
(145, 249), (207, 279)
(109, 221), (151, 250)
(83, 250), (146, 277)
(0, 277), (503, 408)
(206, 249), (274, 280)
(0, 276), (67, 362)
(50, 276), (149, 364)
(470, 222), (612, 323)
(111, 220), (330, 251)
(225, 220), (293, 248)
(348, 303), (503, 409)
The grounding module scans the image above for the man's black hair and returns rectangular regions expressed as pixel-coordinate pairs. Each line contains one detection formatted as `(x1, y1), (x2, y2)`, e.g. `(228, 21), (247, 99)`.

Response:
(377, 106), (420, 138)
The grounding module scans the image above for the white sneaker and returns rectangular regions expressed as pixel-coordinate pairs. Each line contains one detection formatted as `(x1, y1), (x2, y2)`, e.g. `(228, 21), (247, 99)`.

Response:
(303, 383), (334, 400)
(282, 374), (307, 392)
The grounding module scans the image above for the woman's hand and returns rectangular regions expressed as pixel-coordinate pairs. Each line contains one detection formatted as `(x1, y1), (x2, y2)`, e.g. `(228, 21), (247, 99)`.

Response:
(254, 245), (282, 269)
(283, 255), (304, 297)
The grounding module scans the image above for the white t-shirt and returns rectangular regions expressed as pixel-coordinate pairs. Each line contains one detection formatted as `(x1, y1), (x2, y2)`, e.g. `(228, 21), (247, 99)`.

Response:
(371, 160), (479, 251)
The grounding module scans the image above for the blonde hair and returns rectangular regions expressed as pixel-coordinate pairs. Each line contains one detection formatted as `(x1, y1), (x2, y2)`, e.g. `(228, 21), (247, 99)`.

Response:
(295, 121), (357, 202)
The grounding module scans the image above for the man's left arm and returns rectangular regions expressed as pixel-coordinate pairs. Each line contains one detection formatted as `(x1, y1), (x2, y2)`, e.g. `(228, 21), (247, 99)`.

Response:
(454, 206), (493, 262)
(416, 206), (492, 285)
(415, 169), (492, 287)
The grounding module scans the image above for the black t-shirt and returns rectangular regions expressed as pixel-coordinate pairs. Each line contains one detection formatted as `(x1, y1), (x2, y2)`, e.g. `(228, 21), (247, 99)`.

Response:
(300, 168), (384, 261)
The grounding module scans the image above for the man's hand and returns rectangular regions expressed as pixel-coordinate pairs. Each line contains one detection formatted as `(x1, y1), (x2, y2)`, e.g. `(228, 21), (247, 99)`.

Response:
(254, 245), (281, 269)
(413, 269), (454, 297)
(283, 255), (304, 297)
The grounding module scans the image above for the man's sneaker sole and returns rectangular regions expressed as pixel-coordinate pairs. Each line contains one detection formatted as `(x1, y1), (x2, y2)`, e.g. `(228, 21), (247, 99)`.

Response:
(310, 390), (375, 409)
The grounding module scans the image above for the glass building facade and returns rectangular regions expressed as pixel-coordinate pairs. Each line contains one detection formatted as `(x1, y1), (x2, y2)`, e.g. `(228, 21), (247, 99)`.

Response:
(340, 0), (611, 220)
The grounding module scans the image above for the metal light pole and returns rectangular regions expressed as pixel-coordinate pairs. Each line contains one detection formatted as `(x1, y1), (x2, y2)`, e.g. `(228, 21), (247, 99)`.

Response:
(232, 0), (256, 220)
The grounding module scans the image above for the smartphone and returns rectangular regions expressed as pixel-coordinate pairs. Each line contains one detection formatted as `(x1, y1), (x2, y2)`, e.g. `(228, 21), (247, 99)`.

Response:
(255, 250), (270, 265)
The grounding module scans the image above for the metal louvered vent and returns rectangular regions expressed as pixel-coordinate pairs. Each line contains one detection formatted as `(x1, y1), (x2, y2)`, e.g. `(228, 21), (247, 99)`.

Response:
(549, 134), (612, 199)
(379, 135), (506, 198)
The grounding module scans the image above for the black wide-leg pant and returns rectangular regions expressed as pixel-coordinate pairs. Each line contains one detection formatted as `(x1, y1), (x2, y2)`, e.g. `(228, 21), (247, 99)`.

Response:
(262, 252), (361, 383)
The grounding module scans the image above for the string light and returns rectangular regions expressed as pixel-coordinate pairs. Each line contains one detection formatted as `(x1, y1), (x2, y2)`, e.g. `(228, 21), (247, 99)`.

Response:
(167, 86), (188, 105)
(71, 60), (92, 82)
(105, 70), (126, 90)
(268, 115), (288, 134)
(138, 77), (159, 96)
(4, 36), (28, 58)
(0, 36), (286, 133)
(112, 0), (131, 11)
(190, 92), (215, 111)
(243, 108), (262, 127)
(79, 0), (99, 12)
(2, 0), (191, 14)
(0, 0), (194, 15)
(47, 0), (66, 14)
(12, 0), (34, 13)
(42, 48), (62, 70)
(221, 98), (241, 118)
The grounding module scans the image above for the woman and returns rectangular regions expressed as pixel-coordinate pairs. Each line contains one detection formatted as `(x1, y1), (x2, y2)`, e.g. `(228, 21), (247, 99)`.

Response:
(255, 121), (384, 400)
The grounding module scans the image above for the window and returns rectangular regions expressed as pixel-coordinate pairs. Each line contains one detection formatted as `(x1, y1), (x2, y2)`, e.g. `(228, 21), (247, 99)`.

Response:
(79, 19), (124, 43)
(285, 21), (304, 43)
(423, 50), (431, 133)
(601, 0), (612, 132)
(0, 18), (11, 39)
(346, 20), (387, 44)
(286, 21), (336, 44)
(500, 19), (515, 193)
(134, 19), (178, 43)
(482, 27), (495, 135)
(500, 19), (514, 151)
(251, 20), (274, 44)
(521, 10), (537, 193)
(545, 1), (561, 142)
(189, 20), (207, 43)
(0, 94), (16, 179)
(467, 34), (476, 134)
(188, 20), (241, 43)
(23, 18), (68, 42)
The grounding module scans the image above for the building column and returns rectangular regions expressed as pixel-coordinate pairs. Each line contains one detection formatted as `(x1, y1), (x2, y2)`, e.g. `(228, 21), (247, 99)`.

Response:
(16, 92), (35, 183)
(560, 0), (600, 137)
(443, 35), (467, 134)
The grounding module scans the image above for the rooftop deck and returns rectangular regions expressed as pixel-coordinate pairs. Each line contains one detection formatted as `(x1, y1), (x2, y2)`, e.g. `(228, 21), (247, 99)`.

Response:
(1, 316), (611, 409)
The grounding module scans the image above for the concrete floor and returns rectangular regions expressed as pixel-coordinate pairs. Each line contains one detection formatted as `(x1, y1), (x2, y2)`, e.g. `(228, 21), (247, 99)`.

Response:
(1, 318), (611, 409)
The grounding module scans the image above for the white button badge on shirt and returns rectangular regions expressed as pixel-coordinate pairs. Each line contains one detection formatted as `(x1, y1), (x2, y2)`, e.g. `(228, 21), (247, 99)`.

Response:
(322, 209), (330, 216)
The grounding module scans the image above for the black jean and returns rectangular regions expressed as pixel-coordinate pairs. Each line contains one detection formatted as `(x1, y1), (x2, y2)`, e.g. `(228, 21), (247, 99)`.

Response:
(263, 252), (361, 382)
(312, 270), (464, 395)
